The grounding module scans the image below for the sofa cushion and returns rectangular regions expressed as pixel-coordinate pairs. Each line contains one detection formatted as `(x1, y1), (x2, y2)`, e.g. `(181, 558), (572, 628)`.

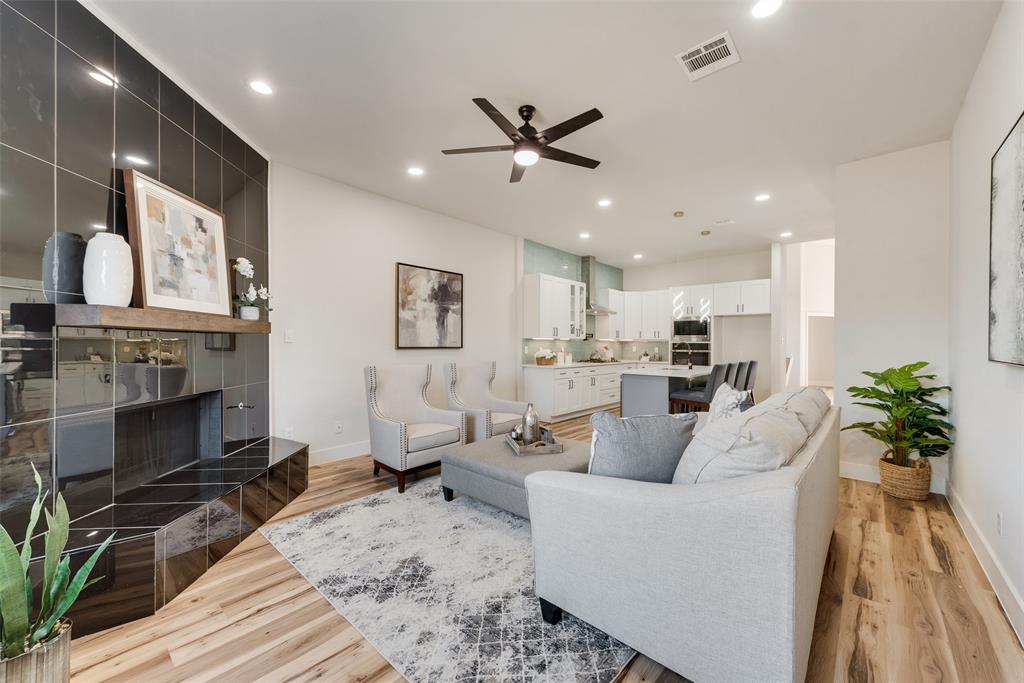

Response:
(758, 387), (831, 434)
(491, 411), (521, 436)
(407, 423), (460, 452)
(707, 383), (750, 424)
(589, 411), (698, 483)
(673, 405), (808, 484)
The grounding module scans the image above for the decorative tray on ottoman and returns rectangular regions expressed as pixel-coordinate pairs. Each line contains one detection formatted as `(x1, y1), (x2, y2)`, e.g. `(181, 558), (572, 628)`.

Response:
(505, 427), (564, 456)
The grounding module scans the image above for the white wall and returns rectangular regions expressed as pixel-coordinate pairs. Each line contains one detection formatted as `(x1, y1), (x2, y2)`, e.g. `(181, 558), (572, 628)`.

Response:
(622, 249), (771, 290)
(713, 315), (771, 401)
(269, 164), (519, 463)
(948, 0), (1024, 641)
(834, 141), (951, 491)
(807, 316), (834, 386)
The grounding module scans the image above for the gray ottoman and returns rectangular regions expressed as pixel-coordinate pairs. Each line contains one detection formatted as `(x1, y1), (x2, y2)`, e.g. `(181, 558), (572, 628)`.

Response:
(440, 436), (590, 518)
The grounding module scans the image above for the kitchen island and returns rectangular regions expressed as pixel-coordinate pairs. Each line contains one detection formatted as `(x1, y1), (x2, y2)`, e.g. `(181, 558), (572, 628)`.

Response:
(620, 365), (711, 417)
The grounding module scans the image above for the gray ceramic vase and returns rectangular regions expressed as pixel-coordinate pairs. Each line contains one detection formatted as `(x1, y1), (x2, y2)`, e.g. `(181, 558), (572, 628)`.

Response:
(42, 231), (87, 303)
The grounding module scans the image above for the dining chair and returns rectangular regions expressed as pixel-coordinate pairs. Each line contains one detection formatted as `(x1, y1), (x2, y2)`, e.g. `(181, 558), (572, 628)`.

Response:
(669, 364), (729, 413)
(724, 362), (739, 389)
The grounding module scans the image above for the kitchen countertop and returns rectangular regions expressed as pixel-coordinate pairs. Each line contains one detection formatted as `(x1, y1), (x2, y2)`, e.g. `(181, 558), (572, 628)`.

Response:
(522, 360), (669, 369)
(620, 365), (711, 379)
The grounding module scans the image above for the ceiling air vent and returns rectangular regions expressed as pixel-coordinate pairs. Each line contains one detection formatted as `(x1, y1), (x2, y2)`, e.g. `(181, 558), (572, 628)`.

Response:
(676, 32), (741, 82)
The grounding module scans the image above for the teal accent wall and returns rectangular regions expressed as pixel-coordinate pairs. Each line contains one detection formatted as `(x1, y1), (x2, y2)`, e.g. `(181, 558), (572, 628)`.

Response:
(594, 260), (623, 291)
(523, 239), (582, 280)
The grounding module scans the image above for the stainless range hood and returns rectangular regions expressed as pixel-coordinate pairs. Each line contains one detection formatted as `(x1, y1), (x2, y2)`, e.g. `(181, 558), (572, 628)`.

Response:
(581, 256), (616, 316)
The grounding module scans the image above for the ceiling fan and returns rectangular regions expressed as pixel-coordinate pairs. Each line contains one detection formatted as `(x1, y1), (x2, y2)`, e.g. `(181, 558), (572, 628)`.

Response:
(442, 98), (603, 183)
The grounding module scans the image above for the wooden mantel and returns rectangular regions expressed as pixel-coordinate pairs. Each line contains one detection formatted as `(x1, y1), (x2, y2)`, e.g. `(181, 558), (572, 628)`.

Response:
(55, 305), (271, 334)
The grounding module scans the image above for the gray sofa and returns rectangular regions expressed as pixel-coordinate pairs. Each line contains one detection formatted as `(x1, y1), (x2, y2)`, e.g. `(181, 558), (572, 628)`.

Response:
(525, 404), (840, 683)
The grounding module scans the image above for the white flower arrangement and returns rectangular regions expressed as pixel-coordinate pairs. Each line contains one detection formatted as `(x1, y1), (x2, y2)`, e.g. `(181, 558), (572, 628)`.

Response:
(232, 258), (273, 312)
(534, 349), (557, 360)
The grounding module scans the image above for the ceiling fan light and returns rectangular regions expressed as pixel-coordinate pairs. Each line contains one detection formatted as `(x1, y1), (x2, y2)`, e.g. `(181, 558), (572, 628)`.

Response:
(513, 148), (539, 166)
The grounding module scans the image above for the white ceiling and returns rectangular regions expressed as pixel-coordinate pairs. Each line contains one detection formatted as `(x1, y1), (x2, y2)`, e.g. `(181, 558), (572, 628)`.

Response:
(93, 0), (999, 268)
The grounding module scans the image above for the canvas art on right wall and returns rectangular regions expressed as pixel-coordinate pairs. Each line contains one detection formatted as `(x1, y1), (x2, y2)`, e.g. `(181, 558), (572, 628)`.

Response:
(989, 110), (1024, 365)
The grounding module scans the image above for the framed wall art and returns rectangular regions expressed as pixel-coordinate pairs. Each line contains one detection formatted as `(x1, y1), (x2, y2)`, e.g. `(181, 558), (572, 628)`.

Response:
(124, 169), (232, 316)
(395, 262), (463, 349)
(989, 110), (1024, 365)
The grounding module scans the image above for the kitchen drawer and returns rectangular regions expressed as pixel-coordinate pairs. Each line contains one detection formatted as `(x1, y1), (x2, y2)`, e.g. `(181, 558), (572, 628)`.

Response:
(600, 374), (619, 388)
(58, 364), (84, 378)
(571, 369), (584, 376)
(599, 389), (620, 404)
(555, 369), (572, 378)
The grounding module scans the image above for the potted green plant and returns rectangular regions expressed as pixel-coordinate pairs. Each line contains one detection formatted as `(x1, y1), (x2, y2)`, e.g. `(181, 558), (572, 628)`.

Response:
(843, 361), (953, 500)
(0, 467), (113, 682)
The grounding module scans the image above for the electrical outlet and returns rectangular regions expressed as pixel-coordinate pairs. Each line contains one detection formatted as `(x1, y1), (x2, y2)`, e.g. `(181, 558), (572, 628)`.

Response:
(283, 427), (295, 439)
(524, 345), (529, 355)
(996, 512), (1003, 537)
(284, 328), (296, 344)
(334, 421), (344, 435)
(631, 345), (637, 352)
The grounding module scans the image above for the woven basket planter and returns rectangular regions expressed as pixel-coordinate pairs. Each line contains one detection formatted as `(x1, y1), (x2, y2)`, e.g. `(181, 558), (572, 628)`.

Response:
(878, 457), (931, 501)
(535, 357), (556, 366)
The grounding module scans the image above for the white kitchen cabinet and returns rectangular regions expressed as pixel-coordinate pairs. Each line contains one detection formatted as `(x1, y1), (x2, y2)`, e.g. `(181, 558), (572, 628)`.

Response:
(672, 286), (713, 319)
(623, 292), (643, 340)
(713, 279), (770, 316)
(523, 273), (583, 339)
(740, 280), (771, 314)
(654, 289), (672, 339)
(524, 364), (622, 421)
(596, 289), (624, 340)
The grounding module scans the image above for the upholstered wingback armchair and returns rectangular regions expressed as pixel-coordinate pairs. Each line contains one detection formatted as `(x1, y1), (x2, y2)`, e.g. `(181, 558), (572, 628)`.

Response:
(364, 364), (466, 492)
(444, 362), (528, 442)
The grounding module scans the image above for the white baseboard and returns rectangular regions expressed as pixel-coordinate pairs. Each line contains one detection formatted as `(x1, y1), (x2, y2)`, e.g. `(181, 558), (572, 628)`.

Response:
(309, 440), (370, 465)
(947, 484), (1024, 647)
(840, 458), (947, 494)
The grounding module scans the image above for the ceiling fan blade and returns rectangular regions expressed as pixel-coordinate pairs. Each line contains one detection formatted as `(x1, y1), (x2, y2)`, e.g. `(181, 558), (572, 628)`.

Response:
(537, 108), (603, 144)
(510, 162), (526, 183)
(442, 145), (514, 155)
(539, 146), (600, 169)
(473, 98), (523, 141)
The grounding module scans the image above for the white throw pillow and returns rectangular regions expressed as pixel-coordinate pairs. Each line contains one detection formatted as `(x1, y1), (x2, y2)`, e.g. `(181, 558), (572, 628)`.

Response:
(706, 383), (750, 424)
(673, 404), (809, 484)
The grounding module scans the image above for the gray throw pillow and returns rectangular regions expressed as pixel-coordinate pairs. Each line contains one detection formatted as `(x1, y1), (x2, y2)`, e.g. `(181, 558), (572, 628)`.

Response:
(589, 411), (698, 483)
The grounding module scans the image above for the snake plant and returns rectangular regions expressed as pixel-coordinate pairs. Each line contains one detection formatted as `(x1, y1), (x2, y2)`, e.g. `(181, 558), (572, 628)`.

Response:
(0, 465), (113, 660)
(842, 361), (954, 467)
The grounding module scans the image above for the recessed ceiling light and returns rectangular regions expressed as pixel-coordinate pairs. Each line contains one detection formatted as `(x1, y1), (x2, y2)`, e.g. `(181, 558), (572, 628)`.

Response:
(672, 210), (685, 218)
(755, 193), (771, 202)
(124, 155), (149, 166)
(633, 253), (643, 260)
(86, 530), (99, 538)
(597, 198), (612, 208)
(579, 232), (591, 239)
(88, 70), (117, 87)
(513, 146), (540, 166)
(249, 80), (273, 95)
(407, 166), (424, 176)
(780, 231), (793, 238)
(751, 0), (783, 18)
(90, 223), (107, 231)
(700, 229), (711, 236)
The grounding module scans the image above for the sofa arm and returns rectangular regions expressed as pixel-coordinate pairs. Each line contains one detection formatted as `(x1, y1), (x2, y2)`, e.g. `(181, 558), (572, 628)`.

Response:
(525, 470), (802, 682)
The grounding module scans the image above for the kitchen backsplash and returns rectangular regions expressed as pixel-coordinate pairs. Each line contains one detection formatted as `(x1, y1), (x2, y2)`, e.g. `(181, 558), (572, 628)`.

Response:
(522, 339), (669, 364)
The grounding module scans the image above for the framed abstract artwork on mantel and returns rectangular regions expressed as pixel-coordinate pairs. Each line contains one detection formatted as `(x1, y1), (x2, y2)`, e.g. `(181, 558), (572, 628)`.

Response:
(124, 170), (233, 317)
(395, 262), (464, 349)
(989, 110), (1024, 366)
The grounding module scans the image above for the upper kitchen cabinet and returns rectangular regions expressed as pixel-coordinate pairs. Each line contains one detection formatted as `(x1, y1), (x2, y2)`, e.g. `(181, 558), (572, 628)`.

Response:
(713, 279), (770, 316)
(523, 273), (585, 339)
(641, 290), (671, 340)
(671, 285), (714, 320)
(595, 289), (625, 340)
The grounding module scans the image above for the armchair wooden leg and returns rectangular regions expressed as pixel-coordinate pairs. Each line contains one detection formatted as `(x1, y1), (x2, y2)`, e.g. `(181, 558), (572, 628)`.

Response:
(397, 472), (406, 494)
(539, 598), (563, 625)
(373, 461), (380, 477)
(442, 486), (454, 502)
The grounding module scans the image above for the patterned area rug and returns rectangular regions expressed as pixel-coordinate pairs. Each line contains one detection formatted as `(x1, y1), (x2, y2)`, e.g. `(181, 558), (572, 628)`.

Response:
(261, 477), (635, 682)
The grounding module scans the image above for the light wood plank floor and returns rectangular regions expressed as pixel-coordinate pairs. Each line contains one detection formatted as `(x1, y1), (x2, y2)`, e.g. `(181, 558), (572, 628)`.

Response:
(71, 413), (1024, 682)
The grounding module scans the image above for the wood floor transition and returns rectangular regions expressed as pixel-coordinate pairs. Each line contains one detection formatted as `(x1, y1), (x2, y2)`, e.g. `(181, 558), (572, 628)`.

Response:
(70, 412), (1024, 682)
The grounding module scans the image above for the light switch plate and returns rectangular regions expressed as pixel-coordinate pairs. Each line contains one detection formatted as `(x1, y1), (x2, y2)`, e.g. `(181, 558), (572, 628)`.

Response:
(284, 328), (296, 343)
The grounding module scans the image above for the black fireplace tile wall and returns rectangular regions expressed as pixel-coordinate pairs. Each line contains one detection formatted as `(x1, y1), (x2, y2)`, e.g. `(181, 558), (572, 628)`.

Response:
(223, 334), (245, 388)
(161, 505), (208, 605)
(193, 332), (224, 393)
(222, 386), (247, 455)
(0, 418), (54, 534)
(240, 470), (268, 530)
(245, 382), (270, 445)
(157, 330), (193, 399)
(207, 486), (241, 565)
(1, 3), (55, 161)
(0, 0), (268, 301)
(55, 328), (114, 417)
(54, 408), (114, 522)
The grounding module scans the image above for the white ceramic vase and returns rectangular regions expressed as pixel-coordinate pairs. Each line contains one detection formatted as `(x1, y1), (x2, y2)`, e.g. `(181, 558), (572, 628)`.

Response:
(83, 233), (133, 306)
(239, 305), (259, 320)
